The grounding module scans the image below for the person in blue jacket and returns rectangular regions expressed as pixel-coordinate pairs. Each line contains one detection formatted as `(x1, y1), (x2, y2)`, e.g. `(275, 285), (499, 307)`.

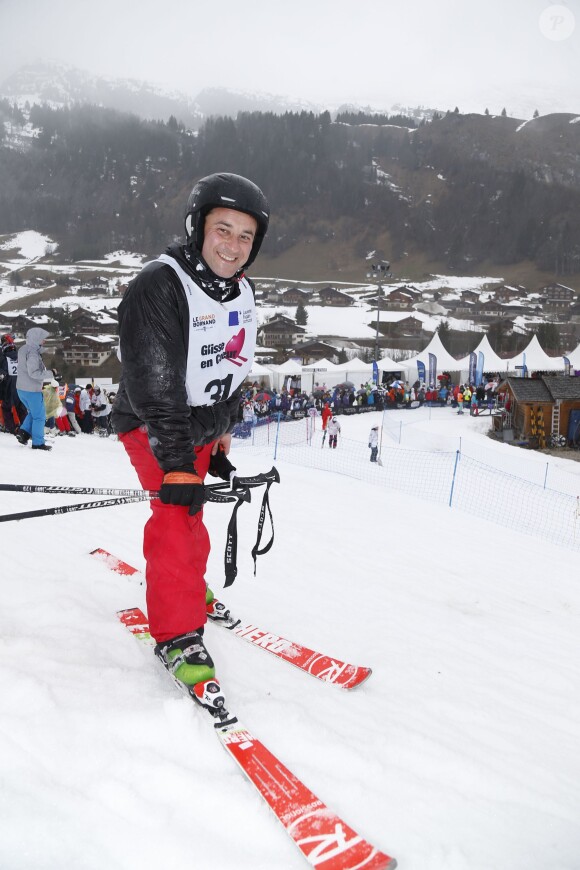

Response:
(15, 327), (54, 450)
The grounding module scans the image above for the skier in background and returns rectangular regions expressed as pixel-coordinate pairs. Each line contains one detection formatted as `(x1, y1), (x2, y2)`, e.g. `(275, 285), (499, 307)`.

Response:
(368, 425), (379, 462)
(112, 172), (269, 688)
(327, 415), (341, 448)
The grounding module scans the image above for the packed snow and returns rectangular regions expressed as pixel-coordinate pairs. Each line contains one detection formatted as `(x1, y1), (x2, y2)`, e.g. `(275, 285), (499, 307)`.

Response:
(0, 408), (578, 870)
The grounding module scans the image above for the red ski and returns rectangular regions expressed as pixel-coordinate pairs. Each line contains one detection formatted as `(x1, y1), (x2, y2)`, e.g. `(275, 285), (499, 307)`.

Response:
(118, 607), (396, 870)
(92, 548), (371, 689)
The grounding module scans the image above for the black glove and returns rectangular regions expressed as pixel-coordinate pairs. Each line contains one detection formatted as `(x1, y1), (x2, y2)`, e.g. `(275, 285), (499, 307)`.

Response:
(208, 446), (237, 481)
(158, 466), (206, 515)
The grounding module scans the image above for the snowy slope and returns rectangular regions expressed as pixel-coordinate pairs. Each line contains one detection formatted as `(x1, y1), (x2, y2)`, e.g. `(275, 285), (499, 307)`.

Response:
(0, 413), (578, 870)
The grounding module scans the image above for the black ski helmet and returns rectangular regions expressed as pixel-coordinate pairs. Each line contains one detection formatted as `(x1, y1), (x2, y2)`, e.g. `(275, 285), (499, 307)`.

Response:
(184, 172), (269, 270)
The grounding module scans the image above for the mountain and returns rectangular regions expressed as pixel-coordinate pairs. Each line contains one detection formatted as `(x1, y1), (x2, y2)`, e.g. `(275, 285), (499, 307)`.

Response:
(1, 90), (580, 284)
(0, 62), (204, 129)
(0, 63), (324, 130)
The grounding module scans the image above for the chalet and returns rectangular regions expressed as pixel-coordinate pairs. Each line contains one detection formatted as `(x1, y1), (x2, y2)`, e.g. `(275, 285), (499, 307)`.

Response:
(493, 285), (521, 303)
(542, 286), (574, 313)
(392, 316), (424, 337)
(258, 315), (306, 349)
(498, 375), (580, 445)
(383, 287), (417, 310)
(478, 300), (505, 318)
(279, 287), (312, 305)
(540, 283), (575, 302)
(4, 314), (57, 336)
(319, 287), (354, 306)
(292, 340), (339, 364)
(61, 335), (117, 367)
(69, 309), (105, 335)
(73, 277), (110, 296)
(263, 288), (282, 303)
(460, 290), (480, 303)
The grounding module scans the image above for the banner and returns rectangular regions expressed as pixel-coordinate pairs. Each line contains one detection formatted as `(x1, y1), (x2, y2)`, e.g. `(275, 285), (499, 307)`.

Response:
(475, 351), (484, 387)
(417, 360), (426, 383)
(468, 352), (477, 385)
(428, 353), (437, 389)
(372, 360), (379, 385)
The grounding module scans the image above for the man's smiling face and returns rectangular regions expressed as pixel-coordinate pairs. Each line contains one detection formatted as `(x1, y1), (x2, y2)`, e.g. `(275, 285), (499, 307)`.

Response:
(201, 207), (257, 279)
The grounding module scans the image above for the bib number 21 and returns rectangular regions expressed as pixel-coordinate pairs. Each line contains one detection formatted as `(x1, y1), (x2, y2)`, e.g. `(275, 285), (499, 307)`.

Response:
(204, 373), (234, 404)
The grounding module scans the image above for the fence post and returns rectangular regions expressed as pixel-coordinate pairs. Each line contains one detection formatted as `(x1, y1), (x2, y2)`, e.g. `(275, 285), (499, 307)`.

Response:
(449, 450), (460, 508)
(273, 412), (282, 460)
(544, 462), (549, 490)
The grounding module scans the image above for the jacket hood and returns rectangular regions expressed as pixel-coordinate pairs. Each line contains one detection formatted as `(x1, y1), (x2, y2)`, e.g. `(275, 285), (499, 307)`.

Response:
(26, 327), (50, 347)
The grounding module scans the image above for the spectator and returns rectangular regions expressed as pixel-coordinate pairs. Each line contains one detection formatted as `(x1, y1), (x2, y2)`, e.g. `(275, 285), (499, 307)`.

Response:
(42, 379), (62, 438)
(0, 333), (27, 436)
(64, 387), (82, 434)
(368, 425), (379, 462)
(79, 384), (94, 433)
(15, 327), (53, 450)
(91, 386), (111, 436)
(327, 415), (341, 448)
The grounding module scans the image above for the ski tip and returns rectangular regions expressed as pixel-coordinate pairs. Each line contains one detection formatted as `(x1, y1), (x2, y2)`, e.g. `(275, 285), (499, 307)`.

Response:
(343, 666), (373, 690)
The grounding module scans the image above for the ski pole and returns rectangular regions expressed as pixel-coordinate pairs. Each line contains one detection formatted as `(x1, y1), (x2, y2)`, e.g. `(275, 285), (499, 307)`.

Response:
(0, 482), (230, 497)
(0, 495), (148, 523)
(0, 486), (251, 523)
(0, 471), (279, 498)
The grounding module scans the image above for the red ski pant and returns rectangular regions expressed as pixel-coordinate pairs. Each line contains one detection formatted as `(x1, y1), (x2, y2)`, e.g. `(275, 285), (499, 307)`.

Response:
(119, 426), (213, 643)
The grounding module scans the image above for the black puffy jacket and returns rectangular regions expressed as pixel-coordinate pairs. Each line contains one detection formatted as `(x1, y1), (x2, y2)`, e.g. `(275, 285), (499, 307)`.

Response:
(112, 244), (246, 471)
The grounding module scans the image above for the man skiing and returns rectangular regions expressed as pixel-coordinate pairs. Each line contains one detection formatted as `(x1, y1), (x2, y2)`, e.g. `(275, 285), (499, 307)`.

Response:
(112, 172), (269, 688)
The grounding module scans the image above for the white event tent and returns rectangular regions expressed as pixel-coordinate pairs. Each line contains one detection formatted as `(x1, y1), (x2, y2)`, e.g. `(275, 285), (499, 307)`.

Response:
(301, 357), (341, 391)
(455, 334), (512, 379)
(507, 334), (567, 373)
(563, 342), (580, 370)
(404, 333), (462, 384)
(268, 359), (303, 391)
(246, 361), (273, 386)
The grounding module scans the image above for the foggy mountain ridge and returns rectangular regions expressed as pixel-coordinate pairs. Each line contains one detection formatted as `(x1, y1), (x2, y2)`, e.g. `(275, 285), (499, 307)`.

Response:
(0, 61), (438, 128)
(1, 80), (580, 280)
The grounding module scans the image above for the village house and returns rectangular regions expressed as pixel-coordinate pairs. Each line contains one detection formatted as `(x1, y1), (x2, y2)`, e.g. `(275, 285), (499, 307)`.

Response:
(492, 285), (524, 303)
(318, 286), (354, 306)
(291, 339), (339, 365)
(391, 316), (424, 337)
(61, 335), (117, 367)
(279, 287), (312, 305)
(69, 308), (108, 335)
(383, 287), (419, 310)
(258, 314), (307, 349)
(540, 282), (576, 313)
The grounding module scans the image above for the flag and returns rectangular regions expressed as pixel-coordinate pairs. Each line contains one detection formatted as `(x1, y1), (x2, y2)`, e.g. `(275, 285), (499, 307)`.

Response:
(468, 352), (477, 385)
(417, 360), (426, 383)
(372, 360), (379, 385)
(476, 351), (484, 386)
(428, 353), (437, 388)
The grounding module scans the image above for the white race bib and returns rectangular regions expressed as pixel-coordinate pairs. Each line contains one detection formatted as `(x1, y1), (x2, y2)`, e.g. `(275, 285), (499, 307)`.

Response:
(157, 255), (257, 406)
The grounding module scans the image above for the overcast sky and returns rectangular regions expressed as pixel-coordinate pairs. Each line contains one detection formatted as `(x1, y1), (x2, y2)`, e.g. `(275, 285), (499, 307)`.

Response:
(1, 0), (578, 116)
